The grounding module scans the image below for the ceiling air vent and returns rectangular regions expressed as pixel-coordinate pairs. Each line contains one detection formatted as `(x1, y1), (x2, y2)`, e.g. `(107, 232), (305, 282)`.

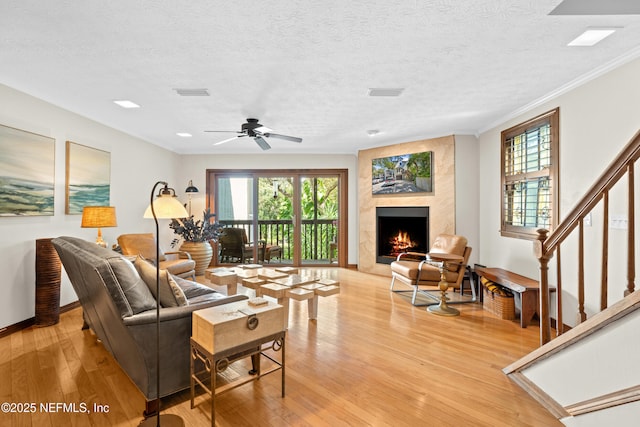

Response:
(368, 88), (404, 97)
(174, 88), (210, 96)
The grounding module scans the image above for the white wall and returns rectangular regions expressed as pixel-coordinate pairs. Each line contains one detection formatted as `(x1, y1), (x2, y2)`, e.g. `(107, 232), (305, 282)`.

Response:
(175, 154), (359, 264)
(478, 56), (640, 324)
(455, 134), (480, 267)
(0, 84), (179, 330)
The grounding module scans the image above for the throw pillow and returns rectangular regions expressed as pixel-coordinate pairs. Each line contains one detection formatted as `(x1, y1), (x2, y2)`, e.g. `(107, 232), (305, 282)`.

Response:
(168, 275), (189, 306)
(135, 255), (188, 307)
(96, 256), (157, 316)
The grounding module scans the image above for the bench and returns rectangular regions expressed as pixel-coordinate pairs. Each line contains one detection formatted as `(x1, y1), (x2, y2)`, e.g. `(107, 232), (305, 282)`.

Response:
(475, 267), (555, 328)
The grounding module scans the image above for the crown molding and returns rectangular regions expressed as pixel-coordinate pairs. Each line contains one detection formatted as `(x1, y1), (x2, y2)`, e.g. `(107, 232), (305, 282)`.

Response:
(478, 45), (640, 136)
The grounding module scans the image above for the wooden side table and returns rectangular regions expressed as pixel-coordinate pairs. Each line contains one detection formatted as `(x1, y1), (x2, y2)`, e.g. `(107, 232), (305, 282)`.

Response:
(191, 301), (286, 426)
(425, 252), (464, 317)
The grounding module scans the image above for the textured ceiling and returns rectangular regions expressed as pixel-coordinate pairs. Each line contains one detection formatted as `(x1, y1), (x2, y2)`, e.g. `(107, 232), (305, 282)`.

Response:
(2, 1), (640, 154)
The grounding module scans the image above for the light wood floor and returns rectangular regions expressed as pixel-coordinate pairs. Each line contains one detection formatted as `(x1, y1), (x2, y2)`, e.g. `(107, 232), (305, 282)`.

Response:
(0, 268), (562, 427)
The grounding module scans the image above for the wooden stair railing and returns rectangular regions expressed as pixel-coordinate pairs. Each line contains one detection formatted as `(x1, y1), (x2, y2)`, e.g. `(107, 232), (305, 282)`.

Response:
(535, 129), (640, 345)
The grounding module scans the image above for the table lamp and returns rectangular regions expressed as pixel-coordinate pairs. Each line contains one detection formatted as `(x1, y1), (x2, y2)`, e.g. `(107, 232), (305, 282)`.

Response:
(81, 206), (117, 247)
(141, 182), (188, 427)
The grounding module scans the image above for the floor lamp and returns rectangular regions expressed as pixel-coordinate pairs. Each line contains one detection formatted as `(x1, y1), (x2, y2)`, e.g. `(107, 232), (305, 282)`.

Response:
(141, 181), (188, 427)
(184, 180), (199, 215)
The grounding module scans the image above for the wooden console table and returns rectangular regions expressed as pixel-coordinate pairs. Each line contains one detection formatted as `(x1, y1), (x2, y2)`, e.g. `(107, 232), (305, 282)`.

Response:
(475, 267), (555, 328)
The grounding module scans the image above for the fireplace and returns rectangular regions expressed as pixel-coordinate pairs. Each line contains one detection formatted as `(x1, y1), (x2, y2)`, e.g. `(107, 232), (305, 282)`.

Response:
(376, 207), (429, 264)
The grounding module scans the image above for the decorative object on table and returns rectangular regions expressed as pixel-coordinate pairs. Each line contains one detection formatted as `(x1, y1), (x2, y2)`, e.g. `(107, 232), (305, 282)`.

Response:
(65, 141), (111, 214)
(184, 180), (198, 215)
(35, 238), (61, 326)
(81, 206), (117, 247)
(178, 241), (213, 276)
(372, 151), (432, 195)
(0, 123), (55, 216)
(169, 208), (223, 276)
(141, 181), (189, 427)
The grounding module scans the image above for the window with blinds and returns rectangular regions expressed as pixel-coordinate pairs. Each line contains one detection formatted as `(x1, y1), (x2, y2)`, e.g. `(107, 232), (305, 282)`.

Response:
(501, 108), (559, 239)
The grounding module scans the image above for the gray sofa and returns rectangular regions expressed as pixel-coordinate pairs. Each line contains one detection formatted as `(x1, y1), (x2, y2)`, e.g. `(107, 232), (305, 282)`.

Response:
(52, 236), (247, 409)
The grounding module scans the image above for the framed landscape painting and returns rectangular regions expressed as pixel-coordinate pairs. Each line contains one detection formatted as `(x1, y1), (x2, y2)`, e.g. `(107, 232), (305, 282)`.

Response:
(372, 151), (433, 195)
(65, 141), (111, 214)
(0, 124), (55, 216)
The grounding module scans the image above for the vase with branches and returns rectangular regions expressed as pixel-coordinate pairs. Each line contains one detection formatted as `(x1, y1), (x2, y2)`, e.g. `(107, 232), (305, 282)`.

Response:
(169, 208), (222, 276)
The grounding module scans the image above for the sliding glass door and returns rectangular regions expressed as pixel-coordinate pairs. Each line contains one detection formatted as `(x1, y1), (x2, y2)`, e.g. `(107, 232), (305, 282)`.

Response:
(208, 169), (347, 266)
(300, 176), (339, 264)
(257, 176), (294, 264)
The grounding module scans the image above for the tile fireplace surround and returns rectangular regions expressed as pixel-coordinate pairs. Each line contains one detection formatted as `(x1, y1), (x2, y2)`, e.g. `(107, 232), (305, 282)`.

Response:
(358, 135), (456, 276)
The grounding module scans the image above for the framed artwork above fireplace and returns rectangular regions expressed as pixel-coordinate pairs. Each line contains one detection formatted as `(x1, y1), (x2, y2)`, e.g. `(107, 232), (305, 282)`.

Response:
(372, 151), (432, 195)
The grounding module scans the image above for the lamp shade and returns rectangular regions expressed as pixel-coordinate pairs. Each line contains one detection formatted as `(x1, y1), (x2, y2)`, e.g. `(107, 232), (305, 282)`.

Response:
(144, 192), (188, 219)
(185, 180), (199, 193)
(81, 206), (117, 228)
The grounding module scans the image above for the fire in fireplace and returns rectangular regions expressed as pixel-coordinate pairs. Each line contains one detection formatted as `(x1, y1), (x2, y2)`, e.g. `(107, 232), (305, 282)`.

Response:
(376, 206), (429, 264)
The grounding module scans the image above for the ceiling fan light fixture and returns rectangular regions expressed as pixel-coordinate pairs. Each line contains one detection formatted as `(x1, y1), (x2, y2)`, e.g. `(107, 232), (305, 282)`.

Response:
(207, 118), (301, 149)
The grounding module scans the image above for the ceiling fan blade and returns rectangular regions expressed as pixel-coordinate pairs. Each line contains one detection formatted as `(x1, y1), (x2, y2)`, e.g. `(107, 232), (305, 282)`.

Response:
(254, 126), (273, 134)
(214, 135), (243, 146)
(254, 136), (271, 150)
(264, 132), (302, 143)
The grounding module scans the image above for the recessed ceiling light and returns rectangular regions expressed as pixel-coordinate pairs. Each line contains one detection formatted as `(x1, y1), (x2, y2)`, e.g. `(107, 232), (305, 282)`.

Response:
(176, 132), (192, 137)
(568, 28), (619, 46)
(113, 100), (140, 108)
(367, 130), (380, 136)
(368, 88), (404, 97)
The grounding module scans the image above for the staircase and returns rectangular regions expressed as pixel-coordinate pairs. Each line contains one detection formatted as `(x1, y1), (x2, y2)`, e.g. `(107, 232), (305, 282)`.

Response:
(505, 129), (640, 425)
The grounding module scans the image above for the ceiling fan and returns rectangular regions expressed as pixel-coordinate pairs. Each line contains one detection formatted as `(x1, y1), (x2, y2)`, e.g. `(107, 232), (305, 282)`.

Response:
(205, 118), (302, 150)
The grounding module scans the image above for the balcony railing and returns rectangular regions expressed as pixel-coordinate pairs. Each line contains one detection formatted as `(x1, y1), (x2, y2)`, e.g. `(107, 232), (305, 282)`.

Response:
(218, 219), (337, 262)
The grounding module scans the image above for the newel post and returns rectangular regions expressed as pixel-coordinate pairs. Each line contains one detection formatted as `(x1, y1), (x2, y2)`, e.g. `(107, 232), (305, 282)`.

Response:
(535, 229), (552, 345)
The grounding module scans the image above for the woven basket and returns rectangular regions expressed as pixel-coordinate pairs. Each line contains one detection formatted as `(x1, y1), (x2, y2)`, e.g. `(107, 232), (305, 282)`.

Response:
(482, 284), (515, 320)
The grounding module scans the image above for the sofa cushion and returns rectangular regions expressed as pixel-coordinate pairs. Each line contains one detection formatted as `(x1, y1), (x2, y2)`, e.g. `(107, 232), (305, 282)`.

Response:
(171, 274), (218, 299)
(95, 255), (157, 317)
(135, 256), (188, 307)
